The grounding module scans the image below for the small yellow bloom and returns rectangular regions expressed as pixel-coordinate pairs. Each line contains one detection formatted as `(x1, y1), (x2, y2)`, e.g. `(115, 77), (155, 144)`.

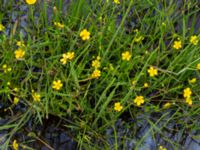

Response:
(143, 83), (149, 88)
(134, 36), (144, 43)
(12, 139), (19, 150)
(13, 87), (19, 92)
(13, 97), (19, 105)
(147, 66), (158, 77)
(92, 59), (101, 69)
(32, 92), (41, 102)
(113, 0), (120, 4)
(60, 52), (75, 65)
(132, 80), (136, 86)
(190, 35), (198, 45)
(163, 102), (171, 109)
(80, 29), (90, 41)
(134, 96), (145, 106)
(158, 145), (167, 150)
(7, 82), (11, 86)
(114, 102), (123, 112)
(54, 22), (64, 28)
(2, 64), (12, 73)
(183, 87), (192, 98)
(188, 78), (197, 84)
(15, 49), (25, 59)
(185, 97), (192, 105)
(122, 51), (131, 61)
(16, 41), (26, 47)
(91, 69), (101, 78)
(173, 40), (182, 49)
(196, 63), (200, 70)
(52, 79), (63, 90)
(25, 0), (37, 5)
(0, 24), (5, 31)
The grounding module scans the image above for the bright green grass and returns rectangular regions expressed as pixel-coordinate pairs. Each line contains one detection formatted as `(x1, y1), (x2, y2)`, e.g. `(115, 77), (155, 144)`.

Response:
(0, 0), (200, 150)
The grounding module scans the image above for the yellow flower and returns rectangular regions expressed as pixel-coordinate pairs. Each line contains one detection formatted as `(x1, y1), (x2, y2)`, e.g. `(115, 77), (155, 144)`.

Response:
(0, 24), (5, 31)
(92, 59), (101, 69)
(80, 29), (90, 40)
(91, 69), (101, 78)
(54, 22), (64, 28)
(113, 0), (120, 4)
(188, 78), (197, 84)
(7, 82), (11, 86)
(196, 63), (200, 70)
(14, 97), (19, 105)
(15, 49), (25, 59)
(122, 51), (131, 61)
(134, 96), (145, 106)
(2, 64), (12, 73)
(16, 41), (25, 47)
(60, 52), (75, 65)
(163, 102), (171, 109)
(183, 87), (192, 98)
(134, 35), (144, 43)
(185, 97), (192, 105)
(13, 87), (19, 92)
(25, 0), (37, 5)
(114, 102), (123, 112)
(32, 92), (41, 102)
(143, 83), (149, 88)
(158, 145), (167, 150)
(12, 140), (19, 150)
(173, 40), (182, 49)
(52, 79), (63, 90)
(147, 66), (158, 77)
(190, 35), (198, 45)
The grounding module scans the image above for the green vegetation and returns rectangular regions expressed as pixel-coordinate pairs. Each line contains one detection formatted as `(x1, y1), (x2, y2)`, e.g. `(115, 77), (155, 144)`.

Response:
(0, 0), (199, 149)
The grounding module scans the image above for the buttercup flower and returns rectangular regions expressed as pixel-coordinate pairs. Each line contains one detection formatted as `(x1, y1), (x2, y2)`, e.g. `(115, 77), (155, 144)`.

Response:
(32, 92), (41, 102)
(134, 96), (145, 106)
(185, 97), (192, 105)
(173, 40), (182, 49)
(13, 97), (19, 105)
(122, 51), (131, 61)
(26, 0), (37, 5)
(2, 64), (12, 73)
(148, 66), (158, 77)
(12, 140), (19, 150)
(80, 29), (90, 40)
(92, 56), (101, 69)
(196, 63), (200, 70)
(60, 52), (75, 65)
(158, 145), (167, 150)
(113, 0), (120, 4)
(15, 49), (25, 59)
(163, 103), (171, 109)
(143, 83), (149, 88)
(0, 24), (5, 31)
(16, 41), (25, 47)
(190, 35), (198, 45)
(188, 78), (197, 84)
(91, 69), (101, 78)
(183, 87), (192, 98)
(114, 102), (123, 112)
(52, 79), (63, 90)
(54, 22), (64, 28)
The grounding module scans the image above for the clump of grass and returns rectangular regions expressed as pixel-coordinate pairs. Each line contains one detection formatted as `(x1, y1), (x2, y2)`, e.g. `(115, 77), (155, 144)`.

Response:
(0, 0), (200, 149)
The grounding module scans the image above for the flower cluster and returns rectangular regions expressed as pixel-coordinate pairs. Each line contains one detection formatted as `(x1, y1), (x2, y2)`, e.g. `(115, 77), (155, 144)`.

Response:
(60, 51), (75, 65)
(2, 64), (12, 73)
(15, 41), (26, 60)
(91, 56), (101, 78)
(54, 22), (64, 29)
(190, 35), (198, 45)
(183, 87), (192, 105)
